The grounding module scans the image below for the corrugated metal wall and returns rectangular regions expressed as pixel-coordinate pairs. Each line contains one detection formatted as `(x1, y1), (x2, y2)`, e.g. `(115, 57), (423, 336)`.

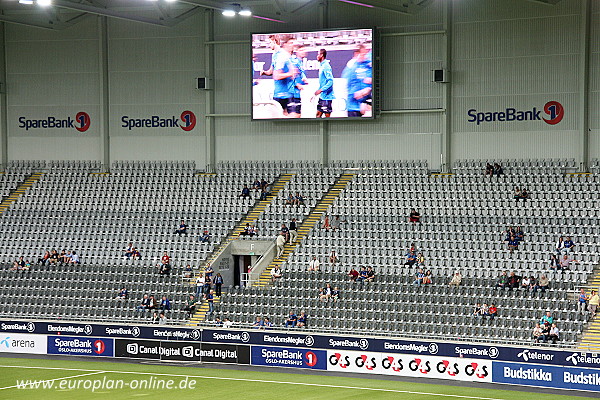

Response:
(590, 0), (600, 161)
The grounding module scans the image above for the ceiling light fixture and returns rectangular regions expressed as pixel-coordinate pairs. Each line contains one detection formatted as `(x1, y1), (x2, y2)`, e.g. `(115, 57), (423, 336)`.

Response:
(238, 8), (251, 16)
(37, 0), (52, 6)
(19, 0), (34, 4)
(222, 8), (236, 17)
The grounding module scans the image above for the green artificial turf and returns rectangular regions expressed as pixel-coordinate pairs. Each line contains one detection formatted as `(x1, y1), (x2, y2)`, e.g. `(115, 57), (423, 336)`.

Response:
(0, 357), (596, 400)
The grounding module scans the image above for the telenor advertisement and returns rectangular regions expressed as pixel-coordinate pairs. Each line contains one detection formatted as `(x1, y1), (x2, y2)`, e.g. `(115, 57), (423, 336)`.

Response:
(252, 29), (373, 119)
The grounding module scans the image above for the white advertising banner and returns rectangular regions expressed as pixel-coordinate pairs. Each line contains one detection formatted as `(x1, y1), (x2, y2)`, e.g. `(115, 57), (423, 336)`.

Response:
(0, 333), (47, 355)
(327, 350), (492, 382)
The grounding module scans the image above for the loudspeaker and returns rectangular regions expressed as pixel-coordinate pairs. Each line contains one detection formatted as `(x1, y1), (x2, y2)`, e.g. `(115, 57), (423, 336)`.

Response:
(433, 69), (448, 83)
(197, 77), (211, 90)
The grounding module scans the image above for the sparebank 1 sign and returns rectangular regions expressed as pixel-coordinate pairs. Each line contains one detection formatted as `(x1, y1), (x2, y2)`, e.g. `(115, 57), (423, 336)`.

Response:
(121, 111), (197, 132)
(18, 112), (91, 132)
(467, 101), (564, 126)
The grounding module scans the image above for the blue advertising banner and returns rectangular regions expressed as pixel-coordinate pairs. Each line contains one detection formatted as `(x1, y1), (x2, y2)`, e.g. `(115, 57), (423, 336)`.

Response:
(493, 361), (600, 392)
(251, 346), (327, 370)
(47, 336), (113, 357)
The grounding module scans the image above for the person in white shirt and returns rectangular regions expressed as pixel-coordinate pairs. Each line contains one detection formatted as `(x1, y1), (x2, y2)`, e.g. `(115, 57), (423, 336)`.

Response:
(271, 266), (282, 281)
(69, 251), (80, 264)
(276, 234), (286, 258)
(548, 323), (560, 344)
(329, 250), (339, 265)
(308, 256), (320, 271)
(195, 275), (205, 299)
(222, 318), (233, 329)
(158, 312), (167, 325)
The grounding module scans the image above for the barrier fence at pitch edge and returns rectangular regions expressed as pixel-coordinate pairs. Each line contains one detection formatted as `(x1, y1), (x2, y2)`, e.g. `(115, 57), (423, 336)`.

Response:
(0, 320), (599, 392)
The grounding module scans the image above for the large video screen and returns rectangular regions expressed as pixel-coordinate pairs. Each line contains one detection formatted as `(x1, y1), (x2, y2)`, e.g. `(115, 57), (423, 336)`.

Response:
(252, 29), (373, 120)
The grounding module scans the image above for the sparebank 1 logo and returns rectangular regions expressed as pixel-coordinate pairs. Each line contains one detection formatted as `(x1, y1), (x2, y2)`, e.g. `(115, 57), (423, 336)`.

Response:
(180, 111), (196, 132)
(18, 111), (91, 132)
(467, 100), (564, 126)
(542, 101), (564, 125)
(121, 110), (197, 132)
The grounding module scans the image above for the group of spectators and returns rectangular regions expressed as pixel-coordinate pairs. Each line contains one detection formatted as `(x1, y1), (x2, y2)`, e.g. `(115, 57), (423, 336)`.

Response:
(471, 303), (498, 320)
(322, 215), (342, 231)
(240, 223), (258, 237)
(496, 271), (550, 293)
(174, 220), (211, 243)
(285, 193), (305, 206)
(485, 162), (504, 177)
(37, 249), (80, 266)
(276, 219), (299, 258)
(577, 289), (600, 315)
(513, 187), (530, 201)
(194, 265), (223, 314)
(347, 266), (375, 283)
(413, 269), (433, 285)
(319, 283), (340, 301)
(248, 311), (308, 329)
(136, 294), (172, 325)
(240, 178), (271, 201)
(532, 312), (560, 344)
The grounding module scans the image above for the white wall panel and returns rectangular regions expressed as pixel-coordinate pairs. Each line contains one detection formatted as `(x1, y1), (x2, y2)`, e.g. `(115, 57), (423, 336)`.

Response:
(111, 136), (202, 163)
(9, 137), (101, 161)
(215, 118), (320, 161)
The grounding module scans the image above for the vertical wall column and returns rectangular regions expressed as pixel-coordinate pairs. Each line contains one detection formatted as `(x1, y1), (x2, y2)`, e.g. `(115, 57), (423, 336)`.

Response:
(204, 9), (216, 173)
(578, 0), (591, 172)
(0, 23), (8, 172)
(98, 16), (110, 172)
(440, 1), (452, 173)
(319, 0), (329, 167)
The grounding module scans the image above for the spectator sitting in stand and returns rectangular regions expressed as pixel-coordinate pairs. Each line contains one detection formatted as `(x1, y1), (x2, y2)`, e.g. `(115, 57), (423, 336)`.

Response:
(449, 272), (462, 287)
(149, 295), (157, 310)
(539, 322), (551, 342)
(159, 252), (171, 275)
(222, 318), (233, 329)
(515, 226), (525, 242)
(260, 178), (269, 190)
(532, 323), (543, 342)
(536, 274), (550, 293)
(213, 317), (223, 327)
(240, 223), (251, 236)
(199, 230), (211, 243)
(356, 266), (369, 283)
(252, 179), (261, 191)
(414, 268), (425, 285)
(308, 256), (320, 272)
(329, 250), (339, 265)
(204, 265), (214, 278)
(259, 187), (270, 201)
(332, 287), (340, 301)
(496, 271), (509, 290)
(416, 253), (425, 267)
(404, 251), (417, 267)
(249, 224), (258, 236)
(540, 311), (554, 325)
(11, 256), (26, 271)
(183, 265), (194, 279)
(409, 208), (421, 224)
(38, 250), (50, 265)
(297, 311), (308, 328)
(270, 266), (282, 281)
(263, 317), (273, 329)
(175, 220), (188, 235)
(284, 311), (297, 328)
(527, 276), (538, 292)
(239, 185), (250, 198)
(488, 304), (498, 320)
(348, 267), (359, 281)
(58, 250), (68, 264)
(124, 243), (135, 259)
(556, 236), (565, 254)
(183, 295), (197, 316)
(319, 283), (333, 301)
(549, 254), (561, 270)
(294, 192), (305, 206)
(366, 266), (375, 282)
(471, 303), (482, 318)
(69, 251), (80, 264)
(485, 163), (494, 177)
(423, 270), (433, 284)
(494, 163), (503, 176)
(252, 316), (264, 329)
(280, 224), (290, 242)
(548, 323), (560, 344)
(285, 194), (295, 205)
(115, 288), (128, 300)
(507, 271), (521, 291)
(562, 236), (576, 254)
(559, 254), (579, 270)
(506, 235), (519, 252)
(322, 215), (331, 231)
(136, 294), (151, 312)
(158, 312), (167, 325)
(480, 303), (490, 319)
(159, 296), (171, 311)
(520, 276), (531, 290)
